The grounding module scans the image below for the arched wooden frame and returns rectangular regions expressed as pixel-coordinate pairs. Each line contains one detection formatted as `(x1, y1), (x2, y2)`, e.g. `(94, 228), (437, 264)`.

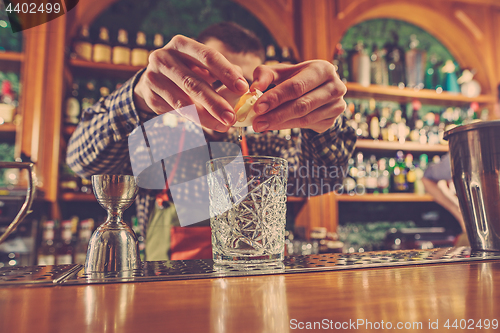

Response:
(331, 1), (496, 94)
(67, 0), (299, 59)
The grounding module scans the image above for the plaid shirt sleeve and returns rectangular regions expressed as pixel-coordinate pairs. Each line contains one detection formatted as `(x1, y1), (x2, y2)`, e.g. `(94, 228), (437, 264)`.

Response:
(66, 70), (147, 178)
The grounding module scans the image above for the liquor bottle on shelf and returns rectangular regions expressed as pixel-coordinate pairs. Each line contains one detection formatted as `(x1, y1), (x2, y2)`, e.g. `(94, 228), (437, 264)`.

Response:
(355, 152), (366, 193)
(112, 29), (131, 65)
(37, 221), (56, 265)
(342, 158), (357, 195)
(370, 44), (388, 86)
(64, 81), (81, 125)
(60, 163), (80, 192)
(80, 79), (98, 110)
(405, 35), (426, 89)
(332, 43), (349, 82)
(385, 32), (406, 88)
(414, 154), (428, 195)
(350, 41), (370, 87)
(365, 155), (378, 194)
(280, 47), (296, 64)
(393, 151), (408, 192)
(131, 31), (149, 67)
(56, 221), (74, 265)
(441, 60), (460, 93)
(424, 54), (440, 90)
(93, 27), (112, 63)
(405, 154), (416, 193)
(74, 219), (93, 265)
(379, 106), (392, 141)
(264, 45), (280, 65)
(377, 158), (390, 194)
(150, 34), (164, 56)
(72, 25), (93, 61)
(368, 99), (380, 140)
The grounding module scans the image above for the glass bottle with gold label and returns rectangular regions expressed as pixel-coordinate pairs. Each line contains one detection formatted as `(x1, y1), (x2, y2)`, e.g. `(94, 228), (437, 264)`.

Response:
(72, 25), (92, 61)
(149, 34), (164, 57)
(93, 27), (112, 63)
(37, 221), (56, 265)
(264, 45), (280, 65)
(131, 31), (149, 67)
(112, 29), (131, 65)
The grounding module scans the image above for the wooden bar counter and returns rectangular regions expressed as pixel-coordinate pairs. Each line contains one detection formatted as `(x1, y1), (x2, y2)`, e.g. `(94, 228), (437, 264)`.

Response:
(1, 260), (499, 332)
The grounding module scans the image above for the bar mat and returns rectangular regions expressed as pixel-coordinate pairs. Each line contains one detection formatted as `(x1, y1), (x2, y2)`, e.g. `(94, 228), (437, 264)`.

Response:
(61, 247), (500, 285)
(1, 248), (499, 286)
(0, 264), (82, 286)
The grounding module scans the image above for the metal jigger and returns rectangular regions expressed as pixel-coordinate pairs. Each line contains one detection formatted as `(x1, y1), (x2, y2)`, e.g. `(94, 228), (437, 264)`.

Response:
(84, 175), (141, 274)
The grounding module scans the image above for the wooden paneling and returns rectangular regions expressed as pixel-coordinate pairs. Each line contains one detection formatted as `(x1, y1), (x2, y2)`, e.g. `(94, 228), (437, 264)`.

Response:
(39, 16), (66, 202)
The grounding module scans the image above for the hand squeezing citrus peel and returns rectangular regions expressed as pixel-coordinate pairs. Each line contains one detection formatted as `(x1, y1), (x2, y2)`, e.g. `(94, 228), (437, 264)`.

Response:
(217, 86), (263, 127)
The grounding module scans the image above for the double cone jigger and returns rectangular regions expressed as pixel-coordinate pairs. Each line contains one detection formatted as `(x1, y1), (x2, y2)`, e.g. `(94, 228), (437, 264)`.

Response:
(84, 175), (141, 274)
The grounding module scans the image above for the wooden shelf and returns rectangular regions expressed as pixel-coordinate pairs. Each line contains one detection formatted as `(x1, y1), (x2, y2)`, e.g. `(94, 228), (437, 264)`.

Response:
(0, 51), (24, 62)
(335, 193), (434, 202)
(355, 139), (448, 153)
(60, 192), (96, 202)
(69, 59), (143, 78)
(0, 123), (17, 133)
(345, 82), (496, 107)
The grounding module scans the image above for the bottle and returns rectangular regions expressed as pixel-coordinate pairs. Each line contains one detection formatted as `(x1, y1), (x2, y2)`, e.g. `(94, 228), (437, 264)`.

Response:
(74, 219), (93, 264)
(72, 25), (92, 61)
(405, 35), (426, 89)
(342, 158), (357, 195)
(37, 221), (56, 265)
(112, 29), (131, 65)
(149, 34), (164, 56)
(93, 27), (112, 63)
(370, 44), (389, 86)
(377, 158), (390, 194)
(350, 41), (370, 87)
(131, 31), (149, 67)
(379, 107), (391, 141)
(280, 47), (296, 64)
(414, 154), (428, 195)
(264, 45), (280, 65)
(405, 154), (416, 193)
(385, 32), (406, 87)
(1, 79), (16, 105)
(64, 81), (81, 125)
(368, 99), (380, 140)
(355, 152), (366, 194)
(56, 220), (74, 264)
(332, 43), (349, 82)
(365, 155), (378, 194)
(393, 151), (408, 192)
(80, 79), (97, 110)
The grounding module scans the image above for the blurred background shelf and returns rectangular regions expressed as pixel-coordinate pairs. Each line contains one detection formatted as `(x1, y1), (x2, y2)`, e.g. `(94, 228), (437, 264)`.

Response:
(60, 192), (96, 202)
(355, 139), (448, 153)
(69, 59), (143, 79)
(345, 82), (496, 107)
(0, 52), (24, 62)
(335, 193), (434, 202)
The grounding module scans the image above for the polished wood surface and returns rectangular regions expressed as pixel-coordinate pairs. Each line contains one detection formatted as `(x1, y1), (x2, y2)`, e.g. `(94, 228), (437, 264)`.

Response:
(1, 261), (499, 333)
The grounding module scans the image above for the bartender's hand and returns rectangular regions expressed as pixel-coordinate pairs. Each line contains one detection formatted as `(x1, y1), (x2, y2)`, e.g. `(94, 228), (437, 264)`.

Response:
(250, 60), (347, 133)
(133, 35), (248, 131)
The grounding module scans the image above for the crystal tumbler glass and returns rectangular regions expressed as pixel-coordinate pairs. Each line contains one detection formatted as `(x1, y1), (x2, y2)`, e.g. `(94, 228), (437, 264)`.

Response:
(207, 156), (288, 264)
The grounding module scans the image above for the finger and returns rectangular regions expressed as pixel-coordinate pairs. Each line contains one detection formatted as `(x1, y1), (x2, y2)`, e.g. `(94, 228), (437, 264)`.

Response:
(250, 65), (277, 92)
(252, 81), (339, 126)
(253, 100), (344, 132)
(143, 70), (193, 112)
(254, 61), (338, 115)
(153, 50), (236, 126)
(167, 35), (249, 93)
(190, 66), (217, 84)
(143, 70), (229, 131)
